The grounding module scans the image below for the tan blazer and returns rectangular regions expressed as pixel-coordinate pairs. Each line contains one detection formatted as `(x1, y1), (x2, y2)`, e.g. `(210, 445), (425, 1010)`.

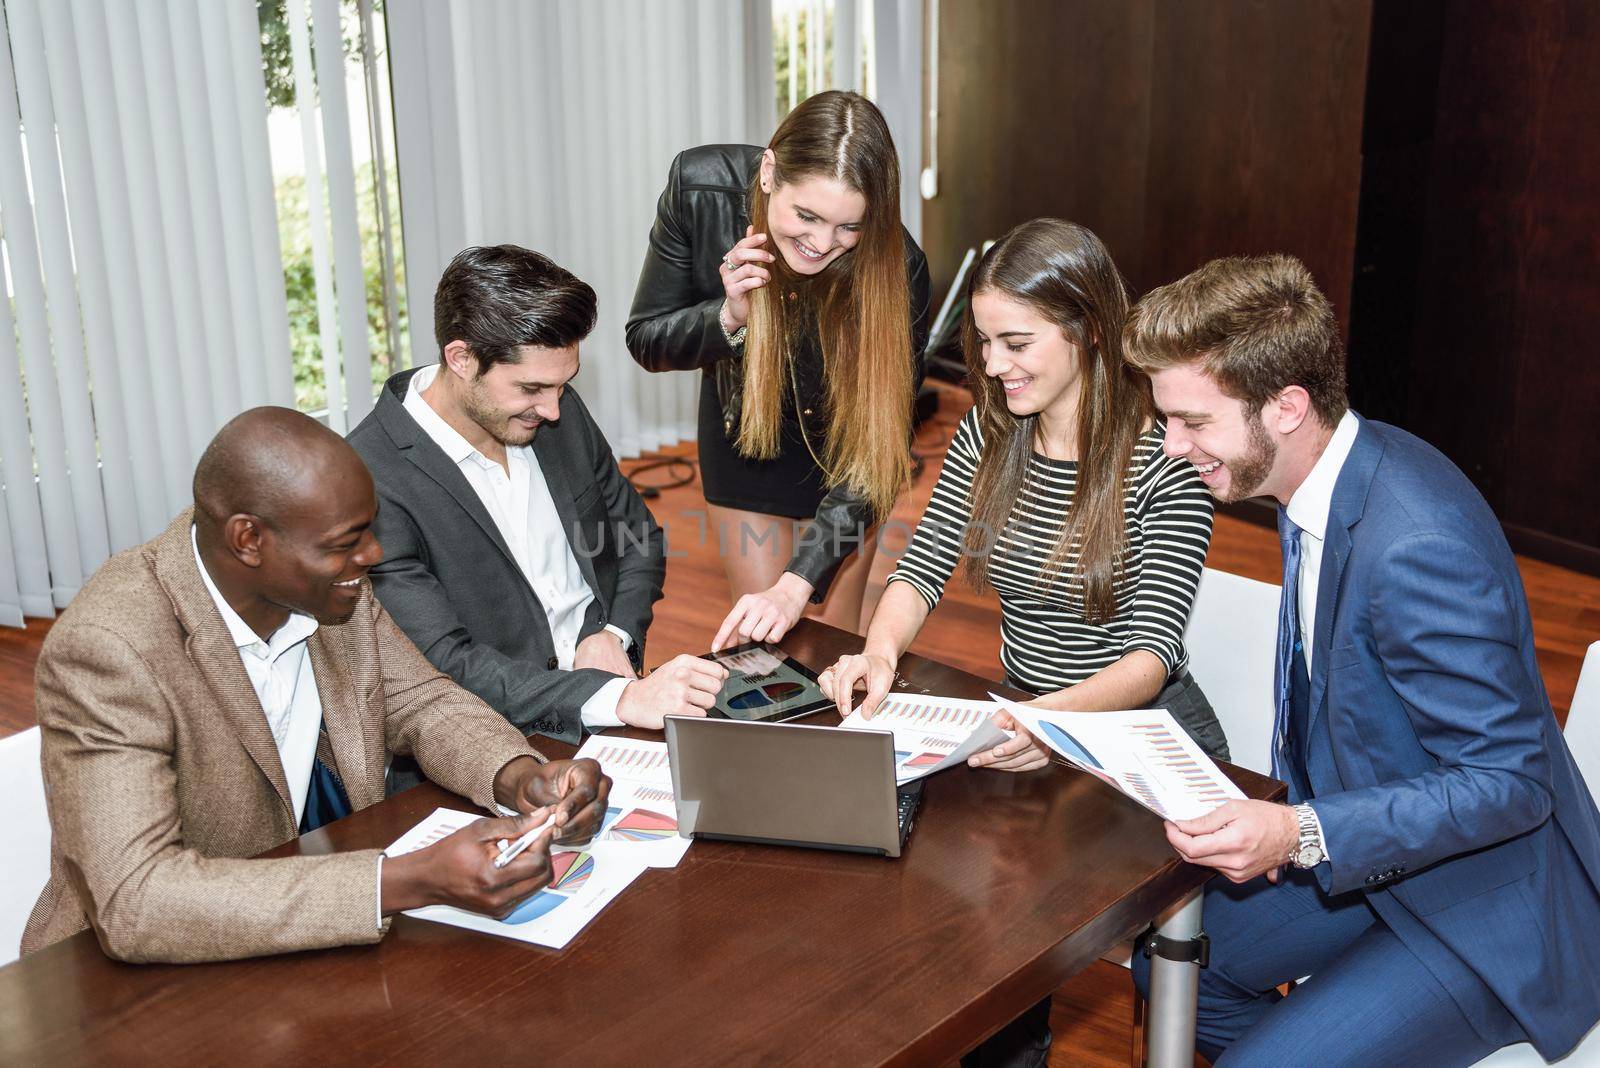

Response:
(22, 510), (543, 963)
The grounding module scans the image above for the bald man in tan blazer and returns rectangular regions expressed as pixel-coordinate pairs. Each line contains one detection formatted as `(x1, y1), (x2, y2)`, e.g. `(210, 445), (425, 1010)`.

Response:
(23, 408), (608, 964)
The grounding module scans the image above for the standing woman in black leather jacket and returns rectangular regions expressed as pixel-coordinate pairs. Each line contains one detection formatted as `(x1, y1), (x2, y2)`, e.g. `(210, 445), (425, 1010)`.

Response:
(626, 90), (931, 649)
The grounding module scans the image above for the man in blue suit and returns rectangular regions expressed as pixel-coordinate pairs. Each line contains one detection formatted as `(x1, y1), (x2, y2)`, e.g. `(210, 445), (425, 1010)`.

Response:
(1122, 254), (1600, 1065)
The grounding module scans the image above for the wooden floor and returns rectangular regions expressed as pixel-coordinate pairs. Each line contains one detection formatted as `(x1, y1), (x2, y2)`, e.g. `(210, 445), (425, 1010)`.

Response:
(2, 381), (1596, 1066)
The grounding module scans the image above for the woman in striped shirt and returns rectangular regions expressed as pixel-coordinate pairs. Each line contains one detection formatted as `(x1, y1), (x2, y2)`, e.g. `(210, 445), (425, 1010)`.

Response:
(819, 218), (1228, 764)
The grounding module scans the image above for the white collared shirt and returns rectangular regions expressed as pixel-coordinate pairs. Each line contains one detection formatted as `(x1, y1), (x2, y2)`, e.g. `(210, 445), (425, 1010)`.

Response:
(190, 528), (323, 826)
(1285, 410), (1360, 677)
(403, 364), (629, 728)
(193, 530), (386, 926)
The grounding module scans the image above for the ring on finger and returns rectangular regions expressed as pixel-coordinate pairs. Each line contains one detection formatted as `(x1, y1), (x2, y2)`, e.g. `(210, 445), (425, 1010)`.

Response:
(721, 255), (737, 271)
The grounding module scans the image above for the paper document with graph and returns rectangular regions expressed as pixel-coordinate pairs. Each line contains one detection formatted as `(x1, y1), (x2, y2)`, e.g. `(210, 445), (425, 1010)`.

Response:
(572, 734), (693, 868)
(993, 695), (1245, 820)
(385, 807), (650, 950)
(838, 694), (1011, 784)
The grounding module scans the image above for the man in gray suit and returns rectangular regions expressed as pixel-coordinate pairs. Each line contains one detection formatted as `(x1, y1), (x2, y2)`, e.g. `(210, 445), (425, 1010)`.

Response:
(350, 246), (725, 791)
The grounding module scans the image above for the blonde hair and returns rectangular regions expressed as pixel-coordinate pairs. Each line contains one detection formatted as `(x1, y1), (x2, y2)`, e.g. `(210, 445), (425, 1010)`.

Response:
(739, 90), (913, 517)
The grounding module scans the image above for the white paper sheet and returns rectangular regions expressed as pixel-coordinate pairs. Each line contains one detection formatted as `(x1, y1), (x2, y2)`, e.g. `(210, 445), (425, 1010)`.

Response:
(839, 693), (1011, 783)
(994, 696), (1246, 820)
(574, 735), (692, 867)
(384, 807), (650, 950)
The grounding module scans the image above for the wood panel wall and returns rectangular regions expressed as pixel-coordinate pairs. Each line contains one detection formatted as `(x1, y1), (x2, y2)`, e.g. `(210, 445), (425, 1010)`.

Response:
(921, 0), (1600, 575)
(1384, 0), (1600, 570)
(920, 0), (1372, 325)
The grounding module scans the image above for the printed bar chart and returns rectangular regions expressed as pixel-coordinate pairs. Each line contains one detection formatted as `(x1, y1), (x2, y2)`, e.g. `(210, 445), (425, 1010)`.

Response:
(997, 698), (1246, 820)
(873, 697), (992, 732)
(590, 744), (671, 775)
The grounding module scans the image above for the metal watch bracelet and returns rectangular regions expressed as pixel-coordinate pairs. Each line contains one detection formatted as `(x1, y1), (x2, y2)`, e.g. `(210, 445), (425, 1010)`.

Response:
(719, 301), (747, 348)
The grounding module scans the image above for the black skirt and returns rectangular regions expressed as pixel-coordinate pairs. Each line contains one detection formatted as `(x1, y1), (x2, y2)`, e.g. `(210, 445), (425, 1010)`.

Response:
(695, 368), (832, 519)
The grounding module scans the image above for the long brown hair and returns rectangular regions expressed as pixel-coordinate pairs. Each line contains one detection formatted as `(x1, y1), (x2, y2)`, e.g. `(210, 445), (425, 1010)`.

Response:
(961, 219), (1151, 624)
(740, 90), (913, 516)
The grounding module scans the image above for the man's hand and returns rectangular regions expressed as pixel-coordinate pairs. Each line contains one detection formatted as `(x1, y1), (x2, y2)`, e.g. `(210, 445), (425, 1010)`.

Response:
(381, 809), (556, 919)
(615, 654), (728, 730)
(967, 708), (1050, 773)
(494, 755), (611, 845)
(574, 630), (637, 678)
(712, 572), (812, 651)
(818, 652), (896, 717)
(1165, 800), (1299, 884)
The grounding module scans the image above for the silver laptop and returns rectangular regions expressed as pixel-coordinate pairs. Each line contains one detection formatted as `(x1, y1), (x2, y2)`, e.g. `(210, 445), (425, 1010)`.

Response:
(664, 716), (924, 858)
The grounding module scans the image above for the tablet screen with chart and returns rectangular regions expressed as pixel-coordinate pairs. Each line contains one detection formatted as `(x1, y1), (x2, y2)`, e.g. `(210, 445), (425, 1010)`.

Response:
(705, 642), (833, 723)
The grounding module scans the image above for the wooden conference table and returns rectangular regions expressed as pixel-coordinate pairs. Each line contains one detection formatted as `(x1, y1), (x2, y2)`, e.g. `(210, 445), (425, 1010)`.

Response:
(0, 620), (1282, 1066)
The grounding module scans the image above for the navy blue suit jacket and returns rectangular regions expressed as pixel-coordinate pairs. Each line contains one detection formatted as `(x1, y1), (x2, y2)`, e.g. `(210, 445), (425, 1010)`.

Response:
(1297, 416), (1600, 1058)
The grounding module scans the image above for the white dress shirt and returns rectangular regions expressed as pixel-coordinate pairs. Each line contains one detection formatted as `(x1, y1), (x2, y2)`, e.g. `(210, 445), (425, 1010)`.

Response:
(191, 527), (323, 825)
(193, 529), (386, 926)
(1282, 411), (1358, 863)
(403, 364), (630, 727)
(1284, 410), (1360, 676)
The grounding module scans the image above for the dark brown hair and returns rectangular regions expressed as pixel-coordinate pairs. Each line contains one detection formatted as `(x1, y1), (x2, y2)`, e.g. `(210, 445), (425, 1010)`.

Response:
(961, 219), (1150, 624)
(1122, 253), (1347, 425)
(741, 90), (913, 516)
(434, 245), (597, 376)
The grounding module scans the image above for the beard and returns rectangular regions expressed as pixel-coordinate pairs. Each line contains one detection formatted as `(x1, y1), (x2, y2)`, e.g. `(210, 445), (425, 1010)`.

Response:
(1216, 411), (1277, 502)
(463, 379), (538, 446)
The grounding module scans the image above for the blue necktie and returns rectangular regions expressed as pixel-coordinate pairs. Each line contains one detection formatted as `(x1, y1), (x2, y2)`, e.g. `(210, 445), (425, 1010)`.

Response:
(298, 721), (352, 834)
(1272, 507), (1303, 782)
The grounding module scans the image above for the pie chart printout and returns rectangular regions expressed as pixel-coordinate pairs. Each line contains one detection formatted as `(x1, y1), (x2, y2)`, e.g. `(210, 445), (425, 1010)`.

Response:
(603, 807), (679, 842)
(505, 850), (595, 925)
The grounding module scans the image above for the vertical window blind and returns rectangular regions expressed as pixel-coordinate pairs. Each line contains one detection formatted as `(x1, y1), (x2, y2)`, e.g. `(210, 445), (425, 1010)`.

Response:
(386, 0), (775, 458)
(0, 0), (392, 626)
(0, 0), (920, 627)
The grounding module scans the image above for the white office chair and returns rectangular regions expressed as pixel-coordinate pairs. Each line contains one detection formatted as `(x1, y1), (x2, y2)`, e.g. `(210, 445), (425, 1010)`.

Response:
(1562, 640), (1600, 794)
(1105, 568), (1282, 973)
(1182, 567), (1281, 775)
(0, 726), (51, 966)
(1472, 639), (1600, 1066)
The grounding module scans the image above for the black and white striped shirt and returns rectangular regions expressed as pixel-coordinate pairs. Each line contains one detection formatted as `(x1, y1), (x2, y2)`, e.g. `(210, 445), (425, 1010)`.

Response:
(887, 408), (1214, 694)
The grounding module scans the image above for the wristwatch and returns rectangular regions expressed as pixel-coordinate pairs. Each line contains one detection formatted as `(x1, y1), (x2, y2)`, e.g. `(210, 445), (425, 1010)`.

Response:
(1289, 803), (1326, 869)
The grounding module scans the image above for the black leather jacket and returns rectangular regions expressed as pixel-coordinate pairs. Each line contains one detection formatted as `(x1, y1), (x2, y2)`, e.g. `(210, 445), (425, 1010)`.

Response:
(625, 144), (931, 602)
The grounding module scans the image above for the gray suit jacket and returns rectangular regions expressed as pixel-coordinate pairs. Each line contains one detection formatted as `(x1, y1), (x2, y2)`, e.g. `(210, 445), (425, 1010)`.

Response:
(348, 369), (666, 775)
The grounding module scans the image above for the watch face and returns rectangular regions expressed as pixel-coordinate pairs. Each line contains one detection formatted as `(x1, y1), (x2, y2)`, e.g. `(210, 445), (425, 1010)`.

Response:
(1295, 845), (1325, 868)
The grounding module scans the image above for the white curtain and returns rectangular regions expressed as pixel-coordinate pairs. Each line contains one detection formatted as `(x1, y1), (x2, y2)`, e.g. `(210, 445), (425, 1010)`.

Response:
(0, 0), (293, 625)
(871, 0), (923, 246)
(387, 0), (774, 457)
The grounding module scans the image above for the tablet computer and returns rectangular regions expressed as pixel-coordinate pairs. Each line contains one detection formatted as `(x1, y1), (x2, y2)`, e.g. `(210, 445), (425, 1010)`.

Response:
(705, 641), (833, 723)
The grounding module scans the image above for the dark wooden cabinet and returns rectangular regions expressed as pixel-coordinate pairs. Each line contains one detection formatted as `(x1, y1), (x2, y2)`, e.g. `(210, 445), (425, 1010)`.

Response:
(922, 0), (1600, 575)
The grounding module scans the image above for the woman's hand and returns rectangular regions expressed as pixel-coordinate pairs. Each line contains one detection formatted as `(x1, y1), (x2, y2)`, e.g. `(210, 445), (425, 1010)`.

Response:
(719, 226), (774, 329)
(712, 572), (813, 651)
(818, 652), (897, 717)
(967, 708), (1050, 773)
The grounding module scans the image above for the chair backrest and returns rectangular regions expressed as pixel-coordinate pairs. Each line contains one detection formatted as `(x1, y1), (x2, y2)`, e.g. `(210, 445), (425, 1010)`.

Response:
(1469, 647), (1600, 1068)
(1565, 640), (1600, 800)
(1182, 567), (1281, 775)
(0, 727), (50, 967)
